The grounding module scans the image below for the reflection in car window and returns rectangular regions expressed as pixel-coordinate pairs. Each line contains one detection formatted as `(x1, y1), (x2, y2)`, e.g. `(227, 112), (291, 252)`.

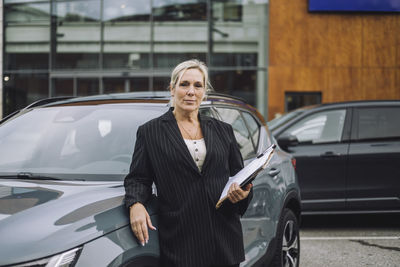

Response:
(215, 107), (255, 159)
(199, 108), (214, 118)
(0, 105), (165, 180)
(241, 111), (260, 148)
(283, 109), (346, 144)
(357, 107), (400, 140)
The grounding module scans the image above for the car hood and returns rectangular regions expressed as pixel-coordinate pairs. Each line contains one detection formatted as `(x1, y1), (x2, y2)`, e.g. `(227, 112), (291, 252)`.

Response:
(0, 179), (157, 266)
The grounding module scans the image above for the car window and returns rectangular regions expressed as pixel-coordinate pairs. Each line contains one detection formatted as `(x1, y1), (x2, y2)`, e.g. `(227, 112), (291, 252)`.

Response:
(357, 107), (400, 140)
(215, 107), (256, 159)
(0, 105), (165, 180)
(241, 111), (260, 149)
(199, 107), (214, 118)
(282, 109), (346, 144)
(267, 109), (304, 130)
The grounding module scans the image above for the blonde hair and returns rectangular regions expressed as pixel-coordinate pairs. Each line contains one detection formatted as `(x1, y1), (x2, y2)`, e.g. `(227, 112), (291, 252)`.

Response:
(169, 59), (213, 106)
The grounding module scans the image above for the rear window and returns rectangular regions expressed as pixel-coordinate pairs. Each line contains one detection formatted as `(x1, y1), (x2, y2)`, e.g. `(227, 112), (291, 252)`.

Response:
(215, 107), (257, 160)
(241, 111), (260, 148)
(357, 107), (400, 140)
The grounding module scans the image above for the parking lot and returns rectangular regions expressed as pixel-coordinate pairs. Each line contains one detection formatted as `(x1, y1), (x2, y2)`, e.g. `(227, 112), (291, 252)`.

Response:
(300, 214), (400, 267)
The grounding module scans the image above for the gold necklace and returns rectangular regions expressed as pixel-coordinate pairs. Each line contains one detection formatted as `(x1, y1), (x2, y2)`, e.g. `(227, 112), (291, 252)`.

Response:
(178, 121), (199, 141)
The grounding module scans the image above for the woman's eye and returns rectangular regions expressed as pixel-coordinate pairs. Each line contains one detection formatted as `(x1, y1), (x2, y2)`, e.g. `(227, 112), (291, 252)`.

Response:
(180, 82), (189, 87)
(195, 83), (203, 88)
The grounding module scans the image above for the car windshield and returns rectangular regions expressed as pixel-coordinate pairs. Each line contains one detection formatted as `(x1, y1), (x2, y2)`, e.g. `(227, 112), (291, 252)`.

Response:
(0, 104), (166, 181)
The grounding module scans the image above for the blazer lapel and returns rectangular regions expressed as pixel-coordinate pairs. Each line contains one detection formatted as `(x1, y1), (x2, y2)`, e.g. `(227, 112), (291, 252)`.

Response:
(199, 113), (214, 174)
(161, 108), (201, 175)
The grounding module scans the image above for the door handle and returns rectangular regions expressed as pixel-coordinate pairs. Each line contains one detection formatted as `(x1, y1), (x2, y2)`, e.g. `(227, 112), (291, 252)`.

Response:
(268, 168), (280, 177)
(320, 151), (341, 158)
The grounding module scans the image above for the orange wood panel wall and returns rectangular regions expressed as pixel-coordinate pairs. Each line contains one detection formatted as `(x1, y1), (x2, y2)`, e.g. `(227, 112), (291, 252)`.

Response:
(268, 0), (400, 120)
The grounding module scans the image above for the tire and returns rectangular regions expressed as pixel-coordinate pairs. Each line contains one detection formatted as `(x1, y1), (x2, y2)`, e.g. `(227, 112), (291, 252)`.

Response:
(271, 208), (300, 267)
(122, 256), (159, 267)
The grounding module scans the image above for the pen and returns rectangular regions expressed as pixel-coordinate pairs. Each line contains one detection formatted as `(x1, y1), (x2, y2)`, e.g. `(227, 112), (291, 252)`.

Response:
(257, 144), (276, 158)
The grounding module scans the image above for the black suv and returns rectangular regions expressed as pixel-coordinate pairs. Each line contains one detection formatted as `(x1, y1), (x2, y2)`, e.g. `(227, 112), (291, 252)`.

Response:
(271, 100), (400, 214)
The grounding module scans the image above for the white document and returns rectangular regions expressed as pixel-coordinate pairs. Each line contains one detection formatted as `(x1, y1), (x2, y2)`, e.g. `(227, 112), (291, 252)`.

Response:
(216, 144), (275, 209)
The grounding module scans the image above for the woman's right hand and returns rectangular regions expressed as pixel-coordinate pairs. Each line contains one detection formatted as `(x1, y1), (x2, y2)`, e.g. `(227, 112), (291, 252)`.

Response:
(129, 202), (156, 246)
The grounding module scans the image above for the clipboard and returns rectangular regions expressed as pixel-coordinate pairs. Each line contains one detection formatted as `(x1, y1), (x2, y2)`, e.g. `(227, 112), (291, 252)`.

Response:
(216, 144), (276, 209)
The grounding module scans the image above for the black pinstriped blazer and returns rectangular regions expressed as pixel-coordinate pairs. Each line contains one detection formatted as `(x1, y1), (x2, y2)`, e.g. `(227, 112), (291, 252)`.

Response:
(124, 107), (253, 267)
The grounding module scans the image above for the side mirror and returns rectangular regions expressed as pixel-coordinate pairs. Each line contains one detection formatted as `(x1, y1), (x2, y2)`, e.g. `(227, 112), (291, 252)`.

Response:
(277, 134), (299, 150)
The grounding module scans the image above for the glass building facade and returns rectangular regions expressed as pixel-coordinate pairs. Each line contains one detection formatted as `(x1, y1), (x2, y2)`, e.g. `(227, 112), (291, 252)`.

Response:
(2, 0), (269, 117)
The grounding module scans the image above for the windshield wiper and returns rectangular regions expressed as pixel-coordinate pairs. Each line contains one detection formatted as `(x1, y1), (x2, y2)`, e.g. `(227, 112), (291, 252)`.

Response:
(0, 172), (62, 180)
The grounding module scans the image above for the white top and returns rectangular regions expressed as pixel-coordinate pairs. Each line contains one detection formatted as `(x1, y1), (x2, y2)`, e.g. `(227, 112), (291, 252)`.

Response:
(183, 138), (207, 171)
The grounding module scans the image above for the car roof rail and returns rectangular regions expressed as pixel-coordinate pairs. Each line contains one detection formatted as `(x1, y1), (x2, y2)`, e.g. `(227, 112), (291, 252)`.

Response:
(21, 91), (252, 110)
(319, 99), (400, 107)
(106, 91), (171, 99)
(207, 92), (247, 103)
(25, 96), (75, 109)
(0, 110), (20, 124)
(1, 97), (75, 124)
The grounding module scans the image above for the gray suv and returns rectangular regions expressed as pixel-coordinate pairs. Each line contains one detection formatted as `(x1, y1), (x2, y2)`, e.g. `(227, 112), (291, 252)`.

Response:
(0, 92), (300, 267)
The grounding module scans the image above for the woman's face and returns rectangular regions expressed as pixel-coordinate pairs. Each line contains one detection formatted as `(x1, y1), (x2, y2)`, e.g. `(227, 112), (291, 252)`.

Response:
(171, 68), (206, 114)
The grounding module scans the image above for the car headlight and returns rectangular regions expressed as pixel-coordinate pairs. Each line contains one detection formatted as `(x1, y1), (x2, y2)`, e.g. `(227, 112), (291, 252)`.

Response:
(11, 247), (81, 267)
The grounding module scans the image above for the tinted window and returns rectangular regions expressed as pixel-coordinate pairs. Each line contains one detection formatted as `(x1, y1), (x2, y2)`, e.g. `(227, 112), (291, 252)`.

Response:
(199, 108), (214, 118)
(357, 107), (400, 140)
(283, 109), (346, 144)
(215, 108), (255, 159)
(241, 111), (260, 148)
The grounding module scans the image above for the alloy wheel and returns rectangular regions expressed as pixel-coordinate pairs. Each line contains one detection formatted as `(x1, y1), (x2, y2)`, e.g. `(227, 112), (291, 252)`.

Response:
(282, 220), (299, 267)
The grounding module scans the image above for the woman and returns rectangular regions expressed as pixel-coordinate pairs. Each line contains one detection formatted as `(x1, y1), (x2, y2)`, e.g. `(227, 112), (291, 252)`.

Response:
(124, 59), (253, 267)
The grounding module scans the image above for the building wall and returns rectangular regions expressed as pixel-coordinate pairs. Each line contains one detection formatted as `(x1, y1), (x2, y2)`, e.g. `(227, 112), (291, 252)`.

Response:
(2, 0), (269, 117)
(268, 0), (400, 120)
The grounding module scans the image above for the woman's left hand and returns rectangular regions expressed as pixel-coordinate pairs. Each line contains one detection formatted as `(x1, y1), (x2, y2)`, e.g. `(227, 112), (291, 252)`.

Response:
(227, 183), (253, 203)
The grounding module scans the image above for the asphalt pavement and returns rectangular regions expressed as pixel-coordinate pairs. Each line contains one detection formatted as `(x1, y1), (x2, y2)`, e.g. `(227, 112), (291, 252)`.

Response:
(300, 213), (400, 267)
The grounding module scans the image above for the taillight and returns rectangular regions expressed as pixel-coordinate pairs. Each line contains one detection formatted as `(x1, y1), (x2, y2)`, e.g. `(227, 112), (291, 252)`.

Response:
(291, 158), (296, 170)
